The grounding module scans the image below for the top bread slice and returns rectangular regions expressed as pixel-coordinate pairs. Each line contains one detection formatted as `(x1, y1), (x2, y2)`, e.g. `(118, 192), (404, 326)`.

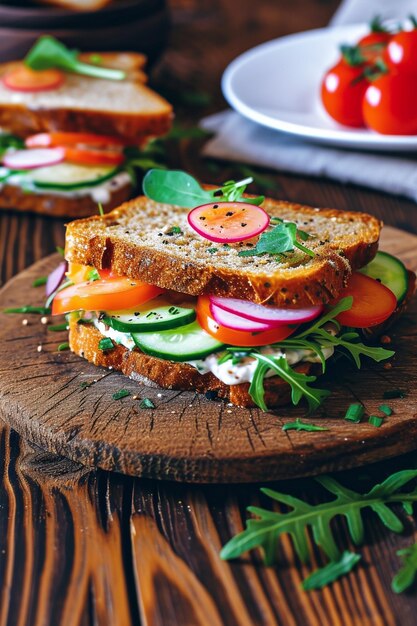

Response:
(65, 193), (381, 307)
(0, 53), (172, 140)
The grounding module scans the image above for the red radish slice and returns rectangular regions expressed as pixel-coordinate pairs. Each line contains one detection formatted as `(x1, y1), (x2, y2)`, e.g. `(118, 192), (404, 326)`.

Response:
(188, 201), (269, 243)
(210, 296), (323, 326)
(3, 147), (65, 170)
(3, 65), (64, 93)
(209, 302), (273, 332)
(46, 261), (67, 298)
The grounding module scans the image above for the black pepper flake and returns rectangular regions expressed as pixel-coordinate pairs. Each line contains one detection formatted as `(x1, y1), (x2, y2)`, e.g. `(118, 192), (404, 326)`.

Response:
(264, 282), (271, 288)
(213, 204), (219, 209)
(226, 211), (234, 216)
(199, 216), (206, 221)
(241, 223), (247, 227)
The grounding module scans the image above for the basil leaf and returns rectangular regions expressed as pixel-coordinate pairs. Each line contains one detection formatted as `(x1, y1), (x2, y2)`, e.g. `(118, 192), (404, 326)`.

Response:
(143, 169), (213, 208)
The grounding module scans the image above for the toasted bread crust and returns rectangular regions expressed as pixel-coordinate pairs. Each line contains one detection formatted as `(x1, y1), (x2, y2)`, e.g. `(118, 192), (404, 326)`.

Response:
(65, 194), (381, 306)
(68, 319), (314, 408)
(0, 181), (131, 218)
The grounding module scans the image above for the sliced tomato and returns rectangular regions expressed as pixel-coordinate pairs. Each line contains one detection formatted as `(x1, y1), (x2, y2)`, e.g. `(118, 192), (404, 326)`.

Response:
(63, 147), (125, 166)
(196, 295), (296, 346)
(52, 277), (164, 315)
(332, 272), (397, 328)
(25, 132), (127, 149)
(2, 65), (64, 92)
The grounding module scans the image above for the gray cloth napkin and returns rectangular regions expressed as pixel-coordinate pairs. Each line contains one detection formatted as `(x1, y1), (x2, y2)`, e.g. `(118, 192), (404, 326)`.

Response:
(201, 0), (417, 202)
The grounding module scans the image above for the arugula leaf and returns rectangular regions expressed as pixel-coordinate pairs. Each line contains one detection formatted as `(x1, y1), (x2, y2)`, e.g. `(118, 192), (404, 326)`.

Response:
(392, 543), (417, 593)
(238, 221), (314, 258)
(282, 418), (329, 432)
(249, 354), (330, 413)
(112, 389), (130, 400)
(32, 276), (48, 287)
(302, 552), (361, 590)
(25, 36), (125, 81)
(220, 469), (417, 565)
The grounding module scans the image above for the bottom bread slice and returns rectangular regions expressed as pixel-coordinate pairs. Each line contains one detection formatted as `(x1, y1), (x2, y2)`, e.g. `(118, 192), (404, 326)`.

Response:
(0, 181), (132, 218)
(69, 319), (316, 408)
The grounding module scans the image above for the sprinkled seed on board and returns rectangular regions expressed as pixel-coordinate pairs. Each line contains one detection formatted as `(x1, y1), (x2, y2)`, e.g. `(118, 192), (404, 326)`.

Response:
(41, 316), (48, 324)
(22, 319), (28, 326)
(37, 345), (42, 352)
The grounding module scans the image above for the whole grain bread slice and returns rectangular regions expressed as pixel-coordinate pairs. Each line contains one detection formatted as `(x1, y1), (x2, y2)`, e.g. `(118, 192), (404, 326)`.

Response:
(0, 178), (131, 218)
(69, 319), (313, 408)
(0, 53), (172, 140)
(65, 193), (381, 306)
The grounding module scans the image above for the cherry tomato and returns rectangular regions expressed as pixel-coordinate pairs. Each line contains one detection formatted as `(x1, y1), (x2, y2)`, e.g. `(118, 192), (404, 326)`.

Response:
(196, 295), (296, 346)
(321, 61), (367, 127)
(363, 73), (417, 135)
(2, 65), (64, 92)
(63, 147), (125, 166)
(332, 272), (397, 328)
(357, 31), (391, 62)
(386, 29), (417, 75)
(52, 277), (164, 315)
(25, 132), (127, 149)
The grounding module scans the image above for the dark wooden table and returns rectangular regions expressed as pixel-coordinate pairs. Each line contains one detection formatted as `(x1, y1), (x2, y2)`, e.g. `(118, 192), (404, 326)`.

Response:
(1, 1), (417, 624)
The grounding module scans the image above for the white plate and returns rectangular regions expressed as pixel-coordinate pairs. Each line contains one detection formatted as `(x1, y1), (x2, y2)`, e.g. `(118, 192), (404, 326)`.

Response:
(222, 24), (417, 151)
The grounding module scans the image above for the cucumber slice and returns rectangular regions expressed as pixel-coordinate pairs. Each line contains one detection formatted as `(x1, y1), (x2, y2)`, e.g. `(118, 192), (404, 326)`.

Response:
(132, 321), (224, 362)
(360, 251), (408, 303)
(103, 301), (196, 332)
(25, 162), (120, 190)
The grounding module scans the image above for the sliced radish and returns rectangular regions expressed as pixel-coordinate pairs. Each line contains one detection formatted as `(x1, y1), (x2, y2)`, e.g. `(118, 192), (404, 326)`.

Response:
(3, 65), (64, 93)
(209, 302), (273, 332)
(3, 147), (65, 170)
(210, 296), (323, 326)
(188, 201), (269, 243)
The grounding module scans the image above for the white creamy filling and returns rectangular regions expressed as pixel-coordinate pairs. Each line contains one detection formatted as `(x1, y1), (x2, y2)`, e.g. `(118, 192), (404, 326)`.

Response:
(94, 319), (136, 350)
(3, 171), (130, 203)
(93, 318), (334, 386)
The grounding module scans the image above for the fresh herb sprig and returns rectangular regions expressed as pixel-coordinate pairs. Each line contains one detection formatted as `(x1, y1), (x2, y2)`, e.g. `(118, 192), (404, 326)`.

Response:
(224, 297), (394, 411)
(238, 220), (314, 258)
(25, 36), (125, 81)
(392, 543), (417, 593)
(302, 552), (361, 590)
(220, 469), (417, 566)
(142, 169), (264, 208)
(282, 418), (329, 432)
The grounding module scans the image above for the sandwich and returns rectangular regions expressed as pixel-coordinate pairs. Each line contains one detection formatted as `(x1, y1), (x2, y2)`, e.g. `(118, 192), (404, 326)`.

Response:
(0, 37), (172, 217)
(49, 169), (415, 411)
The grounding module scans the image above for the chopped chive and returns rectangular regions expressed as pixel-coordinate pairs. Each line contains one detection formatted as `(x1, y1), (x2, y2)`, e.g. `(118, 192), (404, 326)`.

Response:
(32, 276), (48, 287)
(283, 418), (328, 432)
(167, 226), (182, 235)
(369, 415), (383, 427)
(3, 305), (52, 315)
(98, 337), (114, 351)
(112, 389), (130, 400)
(207, 248), (218, 254)
(56, 246), (65, 256)
(47, 323), (68, 332)
(344, 403), (364, 423)
(379, 404), (393, 416)
(80, 381), (91, 389)
(57, 342), (70, 351)
(383, 389), (406, 399)
(140, 397), (155, 409)
(98, 202), (104, 216)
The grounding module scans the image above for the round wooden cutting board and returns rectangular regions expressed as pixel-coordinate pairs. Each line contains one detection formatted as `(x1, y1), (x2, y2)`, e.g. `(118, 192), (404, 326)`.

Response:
(1, 226), (416, 483)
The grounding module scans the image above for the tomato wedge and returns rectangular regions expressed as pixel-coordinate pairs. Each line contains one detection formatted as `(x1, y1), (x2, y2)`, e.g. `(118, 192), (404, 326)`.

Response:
(332, 272), (397, 328)
(25, 132), (127, 149)
(63, 147), (125, 166)
(2, 65), (64, 92)
(197, 295), (296, 346)
(52, 277), (164, 315)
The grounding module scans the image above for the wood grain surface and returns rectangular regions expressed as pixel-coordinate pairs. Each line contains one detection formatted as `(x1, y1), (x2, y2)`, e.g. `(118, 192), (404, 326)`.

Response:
(1, 226), (417, 483)
(2, 0), (417, 623)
